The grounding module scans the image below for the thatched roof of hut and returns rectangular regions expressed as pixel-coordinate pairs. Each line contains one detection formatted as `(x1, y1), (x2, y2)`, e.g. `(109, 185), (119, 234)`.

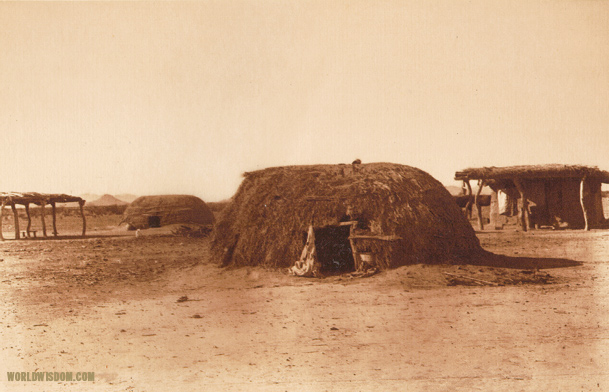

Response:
(455, 164), (609, 183)
(122, 195), (214, 229)
(212, 163), (482, 269)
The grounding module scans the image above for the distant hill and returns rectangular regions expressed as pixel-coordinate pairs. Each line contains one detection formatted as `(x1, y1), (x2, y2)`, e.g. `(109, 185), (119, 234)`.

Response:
(445, 185), (463, 196)
(79, 193), (100, 202)
(115, 194), (138, 203)
(88, 194), (129, 206)
(445, 184), (492, 196)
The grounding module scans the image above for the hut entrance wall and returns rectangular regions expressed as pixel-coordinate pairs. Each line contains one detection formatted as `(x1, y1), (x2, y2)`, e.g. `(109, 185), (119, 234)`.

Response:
(148, 216), (161, 228)
(312, 225), (355, 274)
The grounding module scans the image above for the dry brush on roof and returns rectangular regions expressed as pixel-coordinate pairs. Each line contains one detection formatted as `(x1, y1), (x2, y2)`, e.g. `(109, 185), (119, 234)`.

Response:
(212, 163), (482, 268)
(455, 164), (609, 182)
(0, 192), (84, 205)
(122, 195), (215, 230)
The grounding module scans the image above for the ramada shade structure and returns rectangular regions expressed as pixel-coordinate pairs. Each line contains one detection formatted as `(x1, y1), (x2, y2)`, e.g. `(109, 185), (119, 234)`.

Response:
(0, 192), (86, 240)
(455, 164), (609, 231)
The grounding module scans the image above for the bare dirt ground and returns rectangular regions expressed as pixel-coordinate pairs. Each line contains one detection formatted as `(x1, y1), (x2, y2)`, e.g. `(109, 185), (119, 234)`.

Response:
(2, 221), (609, 391)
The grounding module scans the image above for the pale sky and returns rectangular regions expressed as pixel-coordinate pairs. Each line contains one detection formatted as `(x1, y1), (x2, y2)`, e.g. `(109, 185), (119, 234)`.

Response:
(1, 1), (608, 201)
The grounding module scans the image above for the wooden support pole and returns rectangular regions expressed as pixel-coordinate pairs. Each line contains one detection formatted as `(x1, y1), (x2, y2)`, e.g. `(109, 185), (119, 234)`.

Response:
(580, 176), (589, 231)
(51, 202), (58, 236)
(24, 203), (31, 238)
(513, 179), (529, 232)
(79, 200), (86, 237)
(0, 201), (5, 241)
(474, 180), (485, 231)
(347, 222), (371, 271)
(463, 180), (473, 219)
(40, 201), (47, 237)
(490, 189), (501, 230)
(10, 203), (20, 239)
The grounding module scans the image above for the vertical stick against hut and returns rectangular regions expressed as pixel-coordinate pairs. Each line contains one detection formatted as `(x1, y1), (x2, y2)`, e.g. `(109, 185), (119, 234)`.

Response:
(348, 223), (361, 271)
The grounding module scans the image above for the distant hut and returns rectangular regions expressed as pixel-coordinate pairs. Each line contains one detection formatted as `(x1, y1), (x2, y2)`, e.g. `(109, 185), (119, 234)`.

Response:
(122, 195), (215, 230)
(212, 163), (482, 274)
(455, 164), (609, 231)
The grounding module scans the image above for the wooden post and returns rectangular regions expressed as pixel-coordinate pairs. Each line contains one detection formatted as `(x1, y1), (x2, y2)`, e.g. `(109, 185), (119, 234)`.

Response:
(463, 180), (473, 219)
(513, 179), (529, 232)
(474, 180), (485, 230)
(490, 189), (501, 230)
(10, 202), (20, 239)
(580, 176), (589, 231)
(79, 200), (86, 237)
(24, 203), (31, 238)
(0, 201), (5, 241)
(40, 201), (47, 237)
(51, 202), (58, 236)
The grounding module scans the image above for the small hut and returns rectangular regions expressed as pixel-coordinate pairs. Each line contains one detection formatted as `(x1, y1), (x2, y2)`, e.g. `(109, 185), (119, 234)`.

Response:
(0, 192), (86, 240)
(212, 163), (482, 274)
(455, 164), (609, 231)
(122, 195), (215, 230)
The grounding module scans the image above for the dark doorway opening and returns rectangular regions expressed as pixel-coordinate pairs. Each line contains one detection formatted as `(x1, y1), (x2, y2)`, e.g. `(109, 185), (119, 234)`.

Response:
(148, 216), (161, 228)
(313, 225), (355, 274)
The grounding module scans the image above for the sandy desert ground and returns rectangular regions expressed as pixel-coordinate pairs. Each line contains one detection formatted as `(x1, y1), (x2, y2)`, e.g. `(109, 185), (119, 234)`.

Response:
(2, 215), (609, 391)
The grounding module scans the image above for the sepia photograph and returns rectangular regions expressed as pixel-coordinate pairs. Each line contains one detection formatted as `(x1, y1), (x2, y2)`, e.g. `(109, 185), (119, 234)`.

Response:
(1, 1), (608, 391)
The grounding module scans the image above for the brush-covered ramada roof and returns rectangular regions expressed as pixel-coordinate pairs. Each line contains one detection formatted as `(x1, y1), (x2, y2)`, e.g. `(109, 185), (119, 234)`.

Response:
(455, 164), (609, 183)
(0, 192), (84, 205)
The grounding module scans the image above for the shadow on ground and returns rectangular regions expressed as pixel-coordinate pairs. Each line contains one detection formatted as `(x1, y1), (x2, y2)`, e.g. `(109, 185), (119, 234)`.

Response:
(469, 250), (582, 269)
